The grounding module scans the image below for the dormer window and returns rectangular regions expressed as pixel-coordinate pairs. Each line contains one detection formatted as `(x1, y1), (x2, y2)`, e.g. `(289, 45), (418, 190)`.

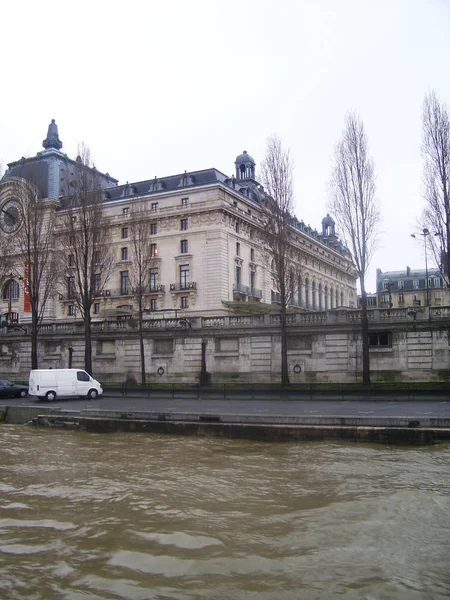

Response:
(181, 197), (189, 207)
(179, 174), (195, 187)
(123, 207), (129, 216)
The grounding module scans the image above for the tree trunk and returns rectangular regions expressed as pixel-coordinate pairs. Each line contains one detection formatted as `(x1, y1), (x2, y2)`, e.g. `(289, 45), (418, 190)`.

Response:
(138, 307), (146, 385)
(31, 310), (38, 370)
(84, 310), (92, 375)
(280, 301), (290, 385)
(360, 282), (370, 384)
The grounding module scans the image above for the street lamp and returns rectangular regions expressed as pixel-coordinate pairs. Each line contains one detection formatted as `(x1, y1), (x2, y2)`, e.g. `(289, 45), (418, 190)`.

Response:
(411, 228), (430, 307)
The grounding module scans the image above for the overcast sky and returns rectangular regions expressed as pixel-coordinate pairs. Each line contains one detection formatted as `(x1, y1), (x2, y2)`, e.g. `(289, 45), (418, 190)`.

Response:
(1, 0), (450, 292)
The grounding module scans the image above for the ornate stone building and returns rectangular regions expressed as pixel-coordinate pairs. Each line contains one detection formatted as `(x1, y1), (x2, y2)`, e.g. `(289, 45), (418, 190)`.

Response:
(0, 121), (357, 327)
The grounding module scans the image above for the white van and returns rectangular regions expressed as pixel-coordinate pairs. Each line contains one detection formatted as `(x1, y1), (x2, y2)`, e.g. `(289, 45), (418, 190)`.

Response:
(29, 369), (103, 401)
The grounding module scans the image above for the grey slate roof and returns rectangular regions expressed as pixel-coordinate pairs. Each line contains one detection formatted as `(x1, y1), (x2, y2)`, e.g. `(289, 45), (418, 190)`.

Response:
(101, 168), (228, 202)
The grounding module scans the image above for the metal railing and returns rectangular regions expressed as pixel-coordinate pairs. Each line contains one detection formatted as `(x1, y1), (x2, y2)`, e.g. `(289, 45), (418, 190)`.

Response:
(169, 282), (197, 291)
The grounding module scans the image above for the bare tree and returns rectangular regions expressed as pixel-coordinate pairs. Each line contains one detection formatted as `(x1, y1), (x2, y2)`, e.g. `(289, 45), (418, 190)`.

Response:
(7, 177), (60, 368)
(260, 135), (296, 385)
(422, 91), (450, 285)
(59, 145), (114, 374)
(128, 204), (155, 385)
(329, 113), (380, 384)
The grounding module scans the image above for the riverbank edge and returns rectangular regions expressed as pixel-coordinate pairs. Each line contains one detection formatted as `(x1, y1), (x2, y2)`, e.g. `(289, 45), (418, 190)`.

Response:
(28, 413), (450, 445)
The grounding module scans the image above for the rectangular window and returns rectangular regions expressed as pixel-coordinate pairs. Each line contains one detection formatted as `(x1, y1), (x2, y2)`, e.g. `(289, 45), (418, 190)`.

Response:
(68, 254), (75, 267)
(149, 268), (158, 291)
(151, 202), (158, 211)
(250, 248), (255, 261)
(398, 280), (404, 289)
(150, 222), (157, 235)
(94, 251), (101, 265)
(123, 207), (129, 216)
(236, 221), (240, 233)
(181, 197), (189, 207)
(398, 292), (404, 303)
(180, 239), (188, 253)
(120, 270), (129, 295)
(181, 218), (188, 231)
(181, 295), (189, 309)
(94, 273), (101, 295)
(94, 231), (100, 244)
(67, 276), (75, 299)
(150, 298), (157, 311)
(250, 271), (255, 289)
(413, 279), (419, 289)
(122, 227), (128, 239)
(369, 332), (392, 347)
(236, 242), (240, 256)
(94, 302), (100, 314)
(72, 216), (77, 223)
(121, 247), (128, 261)
(180, 264), (189, 289)
(68, 305), (76, 317)
(236, 266), (241, 285)
(150, 243), (158, 257)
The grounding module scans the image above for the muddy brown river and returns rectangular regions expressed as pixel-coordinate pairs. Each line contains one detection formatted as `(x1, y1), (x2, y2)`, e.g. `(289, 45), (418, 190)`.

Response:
(0, 427), (449, 599)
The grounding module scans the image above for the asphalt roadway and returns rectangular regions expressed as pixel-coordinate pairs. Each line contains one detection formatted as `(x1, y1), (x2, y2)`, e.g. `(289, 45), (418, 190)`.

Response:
(1, 392), (450, 419)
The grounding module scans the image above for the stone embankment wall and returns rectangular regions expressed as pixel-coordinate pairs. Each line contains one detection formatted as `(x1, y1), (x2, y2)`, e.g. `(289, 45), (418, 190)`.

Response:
(1, 307), (449, 383)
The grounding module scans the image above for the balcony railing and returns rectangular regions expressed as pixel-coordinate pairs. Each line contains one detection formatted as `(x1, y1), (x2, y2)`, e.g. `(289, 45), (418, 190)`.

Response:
(148, 284), (165, 293)
(170, 282), (197, 292)
(233, 283), (262, 298)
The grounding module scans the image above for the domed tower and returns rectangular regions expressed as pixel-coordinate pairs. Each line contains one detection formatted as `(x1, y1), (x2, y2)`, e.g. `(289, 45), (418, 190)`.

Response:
(322, 214), (336, 237)
(235, 150), (256, 181)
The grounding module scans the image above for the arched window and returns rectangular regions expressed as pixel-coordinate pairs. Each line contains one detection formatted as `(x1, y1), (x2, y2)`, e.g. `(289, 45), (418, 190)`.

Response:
(324, 285), (328, 310)
(330, 287), (334, 309)
(2, 279), (19, 301)
(297, 277), (302, 307)
(318, 283), (323, 310)
(305, 278), (310, 309)
(289, 273), (295, 305)
(341, 291), (344, 306)
(312, 280), (316, 310)
(335, 289), (339, 308)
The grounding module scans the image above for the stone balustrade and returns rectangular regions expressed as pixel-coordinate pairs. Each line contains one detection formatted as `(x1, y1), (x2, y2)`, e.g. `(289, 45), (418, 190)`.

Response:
(20, 306), (448, 337)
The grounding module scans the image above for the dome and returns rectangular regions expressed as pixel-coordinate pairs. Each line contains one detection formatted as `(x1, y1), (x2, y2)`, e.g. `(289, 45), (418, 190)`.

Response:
(322, 213), (335, 227)
(235, 150), (255, 165)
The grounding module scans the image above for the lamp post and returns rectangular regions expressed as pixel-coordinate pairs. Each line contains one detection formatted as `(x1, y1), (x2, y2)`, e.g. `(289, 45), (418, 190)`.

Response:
(411, 228), (430, 307)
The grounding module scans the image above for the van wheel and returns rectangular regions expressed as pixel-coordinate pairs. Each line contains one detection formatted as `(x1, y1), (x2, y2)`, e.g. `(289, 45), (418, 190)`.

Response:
(45, 391), (56, 401)
(87, 389), (98, 400)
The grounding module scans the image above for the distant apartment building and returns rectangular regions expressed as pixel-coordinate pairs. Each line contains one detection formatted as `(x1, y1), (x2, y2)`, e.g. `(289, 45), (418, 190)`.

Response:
(375, 267), (449, 308)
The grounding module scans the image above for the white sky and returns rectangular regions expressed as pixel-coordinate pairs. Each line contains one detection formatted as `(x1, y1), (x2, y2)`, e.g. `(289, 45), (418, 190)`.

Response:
(1, 0), (450, 292)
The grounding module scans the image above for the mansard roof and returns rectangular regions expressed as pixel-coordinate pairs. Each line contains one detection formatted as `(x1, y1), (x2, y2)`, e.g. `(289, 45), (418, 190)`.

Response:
(101, 168), (229, 201)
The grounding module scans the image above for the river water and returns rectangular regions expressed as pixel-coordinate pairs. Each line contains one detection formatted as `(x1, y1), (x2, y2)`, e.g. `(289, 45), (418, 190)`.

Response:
(0, 428), (449, 600)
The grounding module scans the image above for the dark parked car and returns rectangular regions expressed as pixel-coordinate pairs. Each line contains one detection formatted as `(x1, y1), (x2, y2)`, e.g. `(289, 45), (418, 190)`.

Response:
(0, 379), (28, 398)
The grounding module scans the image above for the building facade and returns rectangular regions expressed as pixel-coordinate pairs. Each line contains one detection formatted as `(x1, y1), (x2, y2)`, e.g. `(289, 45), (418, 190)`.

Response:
(0, 122), (357, 328)
(376, 267), (450, 309)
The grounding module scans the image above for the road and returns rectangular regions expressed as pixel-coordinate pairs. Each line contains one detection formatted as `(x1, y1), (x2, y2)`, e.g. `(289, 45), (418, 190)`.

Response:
(1, 393), (449, 419)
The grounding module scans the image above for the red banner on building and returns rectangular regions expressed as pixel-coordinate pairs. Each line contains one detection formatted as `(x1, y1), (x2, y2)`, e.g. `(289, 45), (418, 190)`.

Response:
(23, 262), (31, 313)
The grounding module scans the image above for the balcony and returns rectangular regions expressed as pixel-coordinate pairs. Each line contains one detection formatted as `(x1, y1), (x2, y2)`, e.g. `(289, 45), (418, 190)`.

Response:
(233, 283), (262, 298)
(148, 284), (165, 294)
(170, 282), (197, 292)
